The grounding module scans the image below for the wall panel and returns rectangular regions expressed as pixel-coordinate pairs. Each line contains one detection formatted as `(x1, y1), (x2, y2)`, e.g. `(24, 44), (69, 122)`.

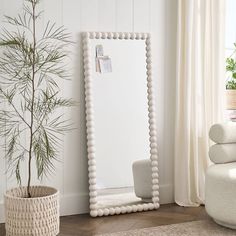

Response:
(133, 0), (150, 32)
(98, 0), (116, 32)
(116, 0), (133, 32)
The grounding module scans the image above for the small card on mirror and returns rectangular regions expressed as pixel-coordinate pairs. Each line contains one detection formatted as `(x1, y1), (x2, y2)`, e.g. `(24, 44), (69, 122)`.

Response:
(96, 45), (104, 57)
(95, 44), (112, 73)
(98, 56), (112, 73)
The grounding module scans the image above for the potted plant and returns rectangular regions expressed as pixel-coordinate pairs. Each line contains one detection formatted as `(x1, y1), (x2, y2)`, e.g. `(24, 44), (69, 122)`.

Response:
(226, 44), (236, 109)
(0, 0), (73, 235)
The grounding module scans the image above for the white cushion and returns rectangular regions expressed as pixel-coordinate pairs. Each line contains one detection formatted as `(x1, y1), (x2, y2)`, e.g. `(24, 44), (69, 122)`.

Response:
(209, 143), (236, 164)
(209, 123), (236, 144)
(132, 159), (152, 200)
(205, 163), (236, 228)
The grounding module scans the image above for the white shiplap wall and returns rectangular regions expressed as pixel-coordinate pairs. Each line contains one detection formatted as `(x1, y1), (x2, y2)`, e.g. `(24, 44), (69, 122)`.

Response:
(226, 0), (236, 55)
(0, 0), (177, 222)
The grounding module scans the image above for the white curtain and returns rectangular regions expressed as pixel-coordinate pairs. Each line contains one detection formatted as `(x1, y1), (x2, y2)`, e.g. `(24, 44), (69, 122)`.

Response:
(175, 0), (226, 206)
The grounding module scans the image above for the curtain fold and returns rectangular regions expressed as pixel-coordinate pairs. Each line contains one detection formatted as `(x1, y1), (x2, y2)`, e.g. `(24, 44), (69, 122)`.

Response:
(175, 0), (226, 206)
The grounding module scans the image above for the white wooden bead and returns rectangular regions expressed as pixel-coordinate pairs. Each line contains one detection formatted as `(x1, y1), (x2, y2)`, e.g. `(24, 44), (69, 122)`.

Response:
(88, 159), (96, 165)
(88, 153), (95, 159)
(90, 210), (98, 217)
(151, 154), (158, 159)
(141, 33), (146, 39)
(150, 142), (157, 148)
(98, 209), (103, 216)
(89, 172), (96, 178)
(120, 206), (126, 214)
(95, 32), (101, 38)
(146, 58), (152, 64)
(90, 204), (97, 210)
(127, 206), (132, 213)
(132, 205), (138, 212)
(110, 208), (115, 215)
(152, 185), (159, 191)
(89, 197), (97, 203)
(84, 64), (91, 70)
(131, 33), (136, 39)
(151, 160), (158, 166)
(86, 114), (94, 122)
(152, 179), (159, 185)
(87, 139), (95, 147)
(88, 166), (96, 172)
(85, 95), (93, 102)
(148, 203), (154, 210)
(153, 191), (159, 197)
(119, 32), (125, 39)
(148, 110), (155, 117)
(143, 204), (149, 211)
(148, 93), (154, 99)
(89, 32), (95, 39)
(147, 87), (154, 94)
(124, 32), (130, 39)
(101, 32), (107, 39)
(113, 32), (119, 39)
(137, 205), (143, 211)
(89, 179), (96, 185)
(148, 101), (155, 105)
(149, 136), (157, 142)
(88, 147), (96, 153)
(104, 208), (109, 215)
(115, 207), (121, 214)
(151, 150), (158, 155)
(152, 173), (159, 179)
(149, 129), (157, 136)
(152, 167), (158, 173)
(107, 32), (113, 39)
(152, 197), (159, 203)
(89, 191), (97, 197)
(85, 110), (94, 118)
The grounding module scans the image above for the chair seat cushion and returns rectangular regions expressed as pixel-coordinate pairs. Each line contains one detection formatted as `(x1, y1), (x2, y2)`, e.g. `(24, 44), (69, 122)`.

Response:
(205, 163), (236, 227)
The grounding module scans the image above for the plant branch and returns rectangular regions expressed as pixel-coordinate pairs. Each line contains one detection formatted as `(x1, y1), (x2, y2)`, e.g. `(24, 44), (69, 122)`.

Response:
(27, 0), (36, 198)
(0, 88), (30, 128)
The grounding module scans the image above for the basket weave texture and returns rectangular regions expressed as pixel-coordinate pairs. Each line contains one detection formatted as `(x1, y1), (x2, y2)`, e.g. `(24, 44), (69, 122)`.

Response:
(226, 89), (236, 110)
(4, 186), (59, 236)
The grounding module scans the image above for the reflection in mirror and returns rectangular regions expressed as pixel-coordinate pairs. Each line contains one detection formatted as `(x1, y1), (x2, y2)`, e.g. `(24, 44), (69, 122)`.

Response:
(83, 32), (159, 217)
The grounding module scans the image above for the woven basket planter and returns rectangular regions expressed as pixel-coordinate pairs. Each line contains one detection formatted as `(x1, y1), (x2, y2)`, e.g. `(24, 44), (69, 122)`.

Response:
(4, 186), (59, 236)
(226, 89), (236, 110)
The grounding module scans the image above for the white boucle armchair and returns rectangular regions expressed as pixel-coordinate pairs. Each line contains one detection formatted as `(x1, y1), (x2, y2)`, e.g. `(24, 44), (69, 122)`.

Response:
(206, 123), (236, 229)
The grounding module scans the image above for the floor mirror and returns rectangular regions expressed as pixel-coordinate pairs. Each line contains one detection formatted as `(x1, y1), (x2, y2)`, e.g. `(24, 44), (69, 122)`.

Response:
(83, 32), (159, 217)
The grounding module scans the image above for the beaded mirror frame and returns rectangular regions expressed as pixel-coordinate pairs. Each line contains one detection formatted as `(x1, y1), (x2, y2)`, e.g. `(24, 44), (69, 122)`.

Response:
(82, 32), (159, 217)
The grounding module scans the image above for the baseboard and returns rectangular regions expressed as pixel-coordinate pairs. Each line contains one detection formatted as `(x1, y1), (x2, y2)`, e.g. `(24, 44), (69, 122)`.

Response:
(60, 192), (89, 216)
(0, 184), (174, 223)
(0, 202), (4, 223)
(159, 183), (174, 204)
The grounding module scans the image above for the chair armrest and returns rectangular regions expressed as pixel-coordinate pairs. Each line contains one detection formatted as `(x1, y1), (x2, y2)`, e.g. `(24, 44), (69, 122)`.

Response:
(209, 143), (236, 164)
(209, 123), (236, 144)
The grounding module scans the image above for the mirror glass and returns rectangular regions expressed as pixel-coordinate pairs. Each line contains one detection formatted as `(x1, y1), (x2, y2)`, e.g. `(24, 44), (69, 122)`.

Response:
(84, 33), (159, 215)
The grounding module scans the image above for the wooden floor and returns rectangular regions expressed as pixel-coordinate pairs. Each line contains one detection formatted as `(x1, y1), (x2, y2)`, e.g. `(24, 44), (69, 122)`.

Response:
(0, 204), (210, 236)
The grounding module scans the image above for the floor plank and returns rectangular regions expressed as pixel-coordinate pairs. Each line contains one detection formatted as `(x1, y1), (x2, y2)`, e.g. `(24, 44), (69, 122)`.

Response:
(0, 204), (210, 236)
